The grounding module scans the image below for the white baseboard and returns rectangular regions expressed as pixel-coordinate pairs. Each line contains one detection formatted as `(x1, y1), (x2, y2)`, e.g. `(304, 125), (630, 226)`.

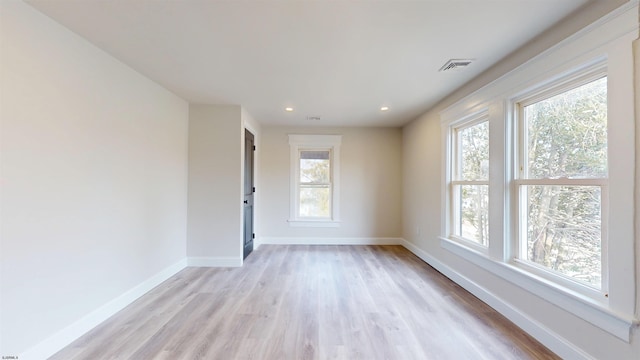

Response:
(399, 239), (593, 360)
(258, 237), (403, 246)
(187, 256), (242, 267)
(21, 258), (188, 360)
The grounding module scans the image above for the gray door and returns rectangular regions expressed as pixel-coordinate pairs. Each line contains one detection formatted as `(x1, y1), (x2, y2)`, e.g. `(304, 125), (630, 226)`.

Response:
(243, 129), (255, 259)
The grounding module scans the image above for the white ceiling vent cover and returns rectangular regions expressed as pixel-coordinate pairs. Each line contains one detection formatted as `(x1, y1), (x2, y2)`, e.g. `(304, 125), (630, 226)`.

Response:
(439, 59), (474, 72)
(306, 116), (321, 121)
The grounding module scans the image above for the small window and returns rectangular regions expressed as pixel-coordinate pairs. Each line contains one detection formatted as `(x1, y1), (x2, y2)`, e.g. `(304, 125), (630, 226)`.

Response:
(515, 75), (607, 290)
(289, 135), (341, 227)
(449, 113), (490, 246)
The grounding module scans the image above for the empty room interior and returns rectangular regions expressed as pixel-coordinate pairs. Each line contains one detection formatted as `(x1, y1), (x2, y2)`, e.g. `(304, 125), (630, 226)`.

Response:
(2, 0), (640, 359)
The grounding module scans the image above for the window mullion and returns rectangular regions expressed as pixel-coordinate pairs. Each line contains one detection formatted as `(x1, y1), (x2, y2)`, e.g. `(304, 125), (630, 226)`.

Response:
(451, 180), (489, 186)
(514, 178), (608, 186)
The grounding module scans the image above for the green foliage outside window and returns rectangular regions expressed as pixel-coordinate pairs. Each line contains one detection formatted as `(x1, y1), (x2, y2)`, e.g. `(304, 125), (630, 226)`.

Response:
(523, 77), (607, 288)
(459, 121), (489, 245)
(300, 152), (331, 218)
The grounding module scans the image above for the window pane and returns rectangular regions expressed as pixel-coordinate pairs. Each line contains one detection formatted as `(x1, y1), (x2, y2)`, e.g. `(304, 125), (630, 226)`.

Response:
(524, 185), (601, 287)
(457, 184), (489, 245)
(300, 151), (330, 184)
(460, 121), (489, 181)
(300, 150), (330, 160)
(300, 186), (330, 217)
(525, 77), (607, 179)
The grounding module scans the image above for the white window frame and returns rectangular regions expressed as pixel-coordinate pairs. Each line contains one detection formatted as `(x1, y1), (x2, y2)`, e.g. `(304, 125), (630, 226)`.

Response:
(439, 33), (637, 340)
(511, 62), (609, 298)
(447, 110), (491, 252)
(288, 134), (341, 227)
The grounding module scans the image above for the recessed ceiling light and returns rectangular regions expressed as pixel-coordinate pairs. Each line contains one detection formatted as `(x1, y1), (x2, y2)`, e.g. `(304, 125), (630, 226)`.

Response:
(285, 107), (294, 112)
(380, 106), (389, 111)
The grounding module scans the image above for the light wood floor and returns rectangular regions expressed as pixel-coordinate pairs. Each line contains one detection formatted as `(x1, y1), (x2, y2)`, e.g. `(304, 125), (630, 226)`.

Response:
(51, 245), (559, 360)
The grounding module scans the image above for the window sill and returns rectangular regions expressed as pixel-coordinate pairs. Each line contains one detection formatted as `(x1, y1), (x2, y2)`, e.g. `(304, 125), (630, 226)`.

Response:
(288, 219), (341, 228)
(440, 236), (636, 342)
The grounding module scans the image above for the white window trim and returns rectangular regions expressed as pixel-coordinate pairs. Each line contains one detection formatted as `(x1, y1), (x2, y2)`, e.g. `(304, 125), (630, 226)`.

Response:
(439, 30), (637, 342)
(288, 134), (341, 227)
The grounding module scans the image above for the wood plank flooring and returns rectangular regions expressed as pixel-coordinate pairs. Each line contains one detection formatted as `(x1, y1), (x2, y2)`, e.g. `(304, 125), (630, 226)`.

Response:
(50, 245), (559, 360)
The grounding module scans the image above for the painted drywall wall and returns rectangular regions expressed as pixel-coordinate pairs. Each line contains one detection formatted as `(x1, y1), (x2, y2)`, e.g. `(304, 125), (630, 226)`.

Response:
(187, 104), (243, 264)
(402, 1), (639, 359)
(260, 126), (402, 241)
(0, 0), (189, 355)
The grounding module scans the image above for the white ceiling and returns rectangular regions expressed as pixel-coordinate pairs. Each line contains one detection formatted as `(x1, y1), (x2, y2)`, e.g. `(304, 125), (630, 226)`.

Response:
(25, 0), (591, 127)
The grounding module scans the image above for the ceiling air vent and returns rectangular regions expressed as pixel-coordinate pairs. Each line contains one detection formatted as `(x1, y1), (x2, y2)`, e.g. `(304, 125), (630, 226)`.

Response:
(439, 59), (474, 72)
(306, 116), (321, 121)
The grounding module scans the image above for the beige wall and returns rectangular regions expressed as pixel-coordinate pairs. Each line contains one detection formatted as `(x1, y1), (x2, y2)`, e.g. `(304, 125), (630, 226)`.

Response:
(260, 126), (402, 240)
(187, 105), (243, 263)
(1, 0), (189, 355)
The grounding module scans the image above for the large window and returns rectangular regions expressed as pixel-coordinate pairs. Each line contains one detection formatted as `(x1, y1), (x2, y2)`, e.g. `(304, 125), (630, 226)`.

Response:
(437, 12), (637, 340)
(450, 114), (490, 247)
(515, 75), (608, 290)
(443, 62), (611, 298)
(288, 135), (341, 227)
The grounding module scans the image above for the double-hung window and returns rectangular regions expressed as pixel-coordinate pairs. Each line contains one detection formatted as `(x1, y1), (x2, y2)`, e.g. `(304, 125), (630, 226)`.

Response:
(288, 135), (341, 227)
(443, 64), (609, 296)
(438, 12), (637, 338)
(514, 72), (608, 291)
(449, 112), (490, 247)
